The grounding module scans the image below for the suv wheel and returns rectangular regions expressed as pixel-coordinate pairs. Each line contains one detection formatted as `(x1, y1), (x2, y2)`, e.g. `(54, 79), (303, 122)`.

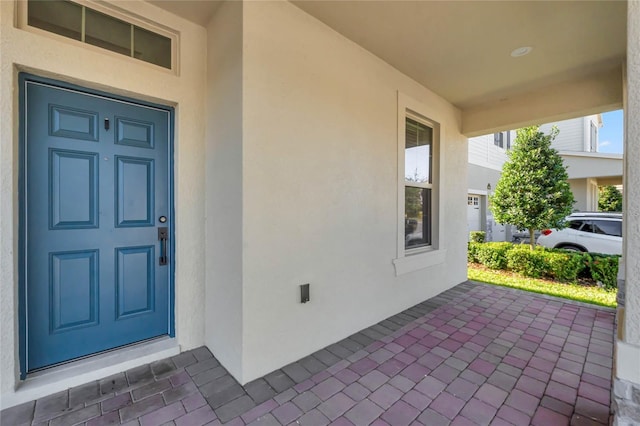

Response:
(557, 244), (585, 252)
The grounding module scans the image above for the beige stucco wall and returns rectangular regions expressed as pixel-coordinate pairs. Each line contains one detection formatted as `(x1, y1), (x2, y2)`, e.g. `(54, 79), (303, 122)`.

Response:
(624, 0), (640, 345)
(237, 1), (468, 383)
(0, 0), (207, 399)
(568, 179), (589, 212)
(561, 153), (623, 181)
(618, 0), (640, 385)
(204, 1), (245, 382)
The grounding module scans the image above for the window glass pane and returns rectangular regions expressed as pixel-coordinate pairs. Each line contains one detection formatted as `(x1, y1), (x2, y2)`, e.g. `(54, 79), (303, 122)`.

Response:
(569, 220), (583, 230)
(592, 220), (622, 237)
(581, 222), (595, 233)
(405, 118), (432, 183)
(85, 8), (131, 56)
(133, 26), (172, 69)
(405, 187), (431, 248)
(28, 0), (82, 41)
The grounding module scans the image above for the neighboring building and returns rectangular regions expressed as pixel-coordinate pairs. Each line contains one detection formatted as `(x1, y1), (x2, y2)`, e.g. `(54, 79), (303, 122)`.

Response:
(541, 116), (624, 212)
(468, 115), (623, 241)
(467, 130), (513, 241)
(1, 2), (639, 424)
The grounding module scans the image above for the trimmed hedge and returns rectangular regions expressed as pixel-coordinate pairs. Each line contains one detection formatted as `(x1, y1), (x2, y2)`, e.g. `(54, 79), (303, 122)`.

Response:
(468, 241), (618, 287)
(476, 242), (513, 270)
(506, 246), (549, 278)
(546, 251), (585, 283)
(584, 254), (619, 290)
(470, 231), (486, 243)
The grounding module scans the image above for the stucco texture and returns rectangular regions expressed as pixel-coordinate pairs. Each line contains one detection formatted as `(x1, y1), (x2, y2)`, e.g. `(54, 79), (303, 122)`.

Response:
(238, 1), (467, 383)
(624, 0), (640, 346)
(0, 0), (206, 397)
(205, 0), (245, 382)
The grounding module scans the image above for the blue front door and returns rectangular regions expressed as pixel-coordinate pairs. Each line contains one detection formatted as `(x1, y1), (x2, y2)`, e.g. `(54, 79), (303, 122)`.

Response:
(22, 76), (172, 372)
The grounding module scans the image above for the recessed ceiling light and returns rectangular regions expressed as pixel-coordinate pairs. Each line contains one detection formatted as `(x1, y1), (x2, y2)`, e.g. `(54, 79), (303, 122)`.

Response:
(510, 46), (533, 57)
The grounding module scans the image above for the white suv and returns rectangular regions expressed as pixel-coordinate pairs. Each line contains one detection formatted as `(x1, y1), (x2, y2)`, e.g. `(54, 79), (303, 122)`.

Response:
(536, 212), (622, 255)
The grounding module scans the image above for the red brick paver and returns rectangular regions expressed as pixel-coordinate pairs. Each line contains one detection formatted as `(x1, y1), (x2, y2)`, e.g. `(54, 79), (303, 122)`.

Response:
(1, 282), (615, 425)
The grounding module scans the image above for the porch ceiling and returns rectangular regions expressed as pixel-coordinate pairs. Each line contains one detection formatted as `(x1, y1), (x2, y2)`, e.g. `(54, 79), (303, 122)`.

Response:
(147, 0), (223, 26)
(291, 1), (627, 111)
(149, 0), (626, 114)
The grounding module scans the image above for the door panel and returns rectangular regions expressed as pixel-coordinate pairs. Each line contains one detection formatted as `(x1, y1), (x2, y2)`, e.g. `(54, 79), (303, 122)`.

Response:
(24, 78), (172, 372)
(115, 156), (154, 226)
(115, 245), (155, 319)
(50, 250), (99, 332)
(49, 149), (99, 229)
(49, 105), (99, 141)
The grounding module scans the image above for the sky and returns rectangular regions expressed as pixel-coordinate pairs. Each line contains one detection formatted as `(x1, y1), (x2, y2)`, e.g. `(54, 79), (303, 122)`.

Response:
(598, 109), (624, 154)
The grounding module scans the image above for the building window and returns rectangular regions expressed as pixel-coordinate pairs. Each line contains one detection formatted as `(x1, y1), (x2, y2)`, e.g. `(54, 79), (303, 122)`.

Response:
(506, 131), (511, 150)
(394, 93), (444, 275)
(590, 122), (598, 152)
(494, 132), (504, 148)
(27, 0), (173, 69)
(404, 117), (433, 249)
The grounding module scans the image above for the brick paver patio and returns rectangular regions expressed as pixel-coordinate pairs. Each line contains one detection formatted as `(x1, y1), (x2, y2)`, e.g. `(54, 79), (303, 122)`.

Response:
(1, 281), (615, 425)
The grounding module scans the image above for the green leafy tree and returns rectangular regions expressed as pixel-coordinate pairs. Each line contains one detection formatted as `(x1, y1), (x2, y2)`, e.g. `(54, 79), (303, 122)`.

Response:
(490, 126), (575, 249)
(598, 185), (623, 212)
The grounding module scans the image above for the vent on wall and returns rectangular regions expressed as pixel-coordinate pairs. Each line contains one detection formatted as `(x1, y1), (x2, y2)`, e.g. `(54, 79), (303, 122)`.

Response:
(27, 0), (173, 69)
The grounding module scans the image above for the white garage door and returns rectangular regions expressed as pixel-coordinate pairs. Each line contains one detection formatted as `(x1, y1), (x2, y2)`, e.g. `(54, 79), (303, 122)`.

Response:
(467, 195), (482, 237)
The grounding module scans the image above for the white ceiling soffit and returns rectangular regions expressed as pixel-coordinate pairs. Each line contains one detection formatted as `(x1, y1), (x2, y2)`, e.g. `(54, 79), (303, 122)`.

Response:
(147, 0), (223, 27)
(149, 0), (626, 111)
(291, 1), (627, 110)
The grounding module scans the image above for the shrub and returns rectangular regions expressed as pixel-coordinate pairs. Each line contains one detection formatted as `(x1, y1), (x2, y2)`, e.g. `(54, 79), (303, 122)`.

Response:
(545, 251), (584, 282)
(466, 243), (619, 288)
(475, 242), (514, 270)
(468, 242), (482, 263)
(470, 231), (486, 243)
(506, 246), (549, 278)
(585, 254), (619, 290)
(574, 252), (593, 279)
(599, 185), (623, 212)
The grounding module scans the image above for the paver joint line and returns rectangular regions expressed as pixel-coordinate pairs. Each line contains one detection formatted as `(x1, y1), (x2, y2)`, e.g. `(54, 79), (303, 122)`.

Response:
(1, 281), (615, 426)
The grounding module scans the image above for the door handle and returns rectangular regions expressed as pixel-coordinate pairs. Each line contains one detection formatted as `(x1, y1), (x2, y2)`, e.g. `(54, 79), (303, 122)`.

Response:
(158, 227), (168, 265)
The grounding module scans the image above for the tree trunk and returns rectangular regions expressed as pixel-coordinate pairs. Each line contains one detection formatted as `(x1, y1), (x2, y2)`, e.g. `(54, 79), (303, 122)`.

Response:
(529, 228), (536, 250)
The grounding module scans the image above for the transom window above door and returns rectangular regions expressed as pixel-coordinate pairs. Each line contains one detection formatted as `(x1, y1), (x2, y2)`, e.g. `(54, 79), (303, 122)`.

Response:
(24, 0), (175, 70)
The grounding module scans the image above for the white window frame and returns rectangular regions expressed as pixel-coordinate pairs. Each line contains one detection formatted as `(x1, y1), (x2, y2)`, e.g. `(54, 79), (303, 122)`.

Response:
(16, 0), (180, 74)
(393, 92), (446, 276)
(590, 122), (598, 152)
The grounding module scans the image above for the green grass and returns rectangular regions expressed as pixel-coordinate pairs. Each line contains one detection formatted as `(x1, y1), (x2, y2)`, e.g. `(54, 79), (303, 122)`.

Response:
(468, 263), (617, 308)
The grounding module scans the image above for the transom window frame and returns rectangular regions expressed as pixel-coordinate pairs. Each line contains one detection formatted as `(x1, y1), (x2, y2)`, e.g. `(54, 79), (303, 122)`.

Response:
(17, 0), (179, 74)
(393, 92), (446, 276)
